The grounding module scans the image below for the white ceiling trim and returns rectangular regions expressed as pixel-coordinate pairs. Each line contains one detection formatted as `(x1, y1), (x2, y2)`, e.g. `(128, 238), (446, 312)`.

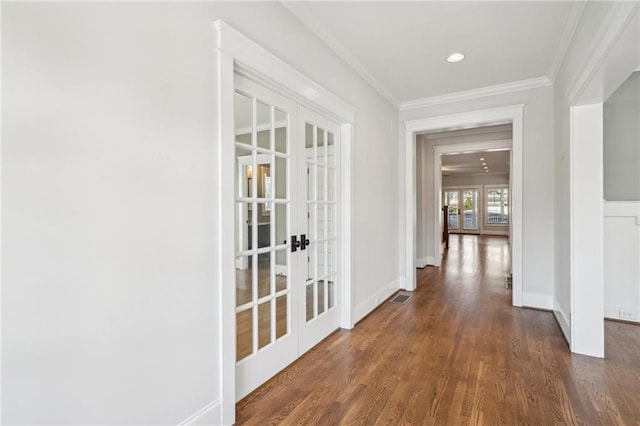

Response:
(549, 1), (587, 83)
(400, 77), (551, 111)
(566, 1), (640, 106)
(282, 2), (401, 108)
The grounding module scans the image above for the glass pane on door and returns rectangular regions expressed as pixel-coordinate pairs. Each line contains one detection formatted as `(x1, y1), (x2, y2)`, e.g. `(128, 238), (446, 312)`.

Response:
(462, 190), (479, 231)
(445, 191), (459, 230)
(304, 121), (337, 323)
(235, 90), (291, 362)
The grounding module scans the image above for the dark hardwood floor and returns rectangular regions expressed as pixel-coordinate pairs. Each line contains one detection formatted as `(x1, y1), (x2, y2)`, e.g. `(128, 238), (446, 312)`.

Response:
(236, 235), (640, 425)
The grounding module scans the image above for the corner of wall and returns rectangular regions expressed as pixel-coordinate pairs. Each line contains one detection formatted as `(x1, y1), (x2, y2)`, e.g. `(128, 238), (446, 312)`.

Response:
(353, 278), (401, 324)
(553, 298), (571, 344)
(178, 399), (222, 426)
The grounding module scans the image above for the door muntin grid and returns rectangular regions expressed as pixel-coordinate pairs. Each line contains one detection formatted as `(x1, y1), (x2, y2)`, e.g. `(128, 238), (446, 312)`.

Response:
(235, 90), (291, 362)
(305, 122), (337, 323)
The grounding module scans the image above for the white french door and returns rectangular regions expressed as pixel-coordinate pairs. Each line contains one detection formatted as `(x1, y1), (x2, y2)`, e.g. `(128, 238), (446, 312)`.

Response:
(297, 108), (341, 354)
(444, 188), (480, 233)
(233, 76), (340, 401)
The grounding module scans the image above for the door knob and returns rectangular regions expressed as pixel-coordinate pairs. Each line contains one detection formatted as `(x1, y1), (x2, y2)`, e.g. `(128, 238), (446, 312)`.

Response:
(291, 235), (301, 252)
(300, 234), (310, 250)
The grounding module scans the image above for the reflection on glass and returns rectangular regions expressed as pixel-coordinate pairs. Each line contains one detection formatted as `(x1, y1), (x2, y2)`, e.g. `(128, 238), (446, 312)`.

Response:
(234, 92), (253, 141)
(307, 203), (315, 241)
(317, 280), (326, 315)
(258, 301), (271, 349)
(275, 204), (287, 246)
(317, 241), (326, 278)
(305, 123), (314, 149)
(327, 239), (336, 274)
(256, 101), (271, 150)
(275, 249), (288, 292)
(307, 165), (315, 203)
(256, 204), (270, 249)
(328, 279), (335, 309)
(307, 243), (315, 281)
(328, 132), (335, 166)
(235, 256), (252, 306)
(236, 146), (252, 198)
(257, 252), (271, 298)
(257, 164), (271, 199)
(275, 109), (287, 154)
(236, 202), (251, 252)
(317, 167), (325, 202)
(236, 309), (253, 361)
(306, 284), (314, 321)
(317, 204), (326, 240)
(328, 169), (335, 201)
(275, 157), (286, 199)
(317, 128), (325, 164)
(276, 295), (287, 339)
(327, 204), (336, 239)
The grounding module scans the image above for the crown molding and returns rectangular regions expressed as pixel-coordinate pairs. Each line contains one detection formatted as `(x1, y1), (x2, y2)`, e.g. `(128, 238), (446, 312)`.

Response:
(400, 77), (551, 111)
(282, 2), (401, 108)
(566, 1), (640, 105)
(422, 123), (512, 140)
(549, 1), (587, 83)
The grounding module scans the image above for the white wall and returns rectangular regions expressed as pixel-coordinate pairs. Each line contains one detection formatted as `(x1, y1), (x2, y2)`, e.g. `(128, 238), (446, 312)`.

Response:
(401, 85), (555, 309)
(2, 2), (399, 424)
(603, 71), (640, 201)
(552, 2), (639, 346)
(604, 202), (640, 323)
(602, 72), (640, 324)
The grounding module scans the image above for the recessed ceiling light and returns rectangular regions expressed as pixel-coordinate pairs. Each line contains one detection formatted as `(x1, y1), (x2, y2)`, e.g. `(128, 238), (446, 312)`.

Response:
(485, 170), (490, 173)
(446, 52), (465, 63)
(482, 162), (487, 166)
(479, 157), (485, 161)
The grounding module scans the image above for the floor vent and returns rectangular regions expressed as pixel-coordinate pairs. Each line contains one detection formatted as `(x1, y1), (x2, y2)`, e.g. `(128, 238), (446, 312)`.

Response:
(390, 292), (413, 304)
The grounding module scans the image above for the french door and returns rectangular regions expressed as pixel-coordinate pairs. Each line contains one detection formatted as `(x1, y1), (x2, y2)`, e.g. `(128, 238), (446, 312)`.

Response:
(444, 189), (480, 233)
(233, 75), (340, 401)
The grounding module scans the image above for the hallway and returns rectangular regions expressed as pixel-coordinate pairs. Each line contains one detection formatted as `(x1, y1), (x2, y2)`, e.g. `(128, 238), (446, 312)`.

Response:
(236, 236), (640, 424)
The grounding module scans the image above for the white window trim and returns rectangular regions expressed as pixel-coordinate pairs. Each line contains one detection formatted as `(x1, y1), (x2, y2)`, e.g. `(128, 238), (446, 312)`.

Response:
(212, 21), (355, 426)
(484, 184), (510, 227)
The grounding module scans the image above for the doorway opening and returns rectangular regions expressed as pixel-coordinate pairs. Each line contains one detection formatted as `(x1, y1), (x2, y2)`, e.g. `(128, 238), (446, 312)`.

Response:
(416, 125), (513, 295)
(403, 105), (523, 308)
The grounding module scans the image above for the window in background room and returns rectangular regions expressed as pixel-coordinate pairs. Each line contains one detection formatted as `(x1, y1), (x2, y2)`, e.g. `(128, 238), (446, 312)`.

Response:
(486, 187), (509, 224)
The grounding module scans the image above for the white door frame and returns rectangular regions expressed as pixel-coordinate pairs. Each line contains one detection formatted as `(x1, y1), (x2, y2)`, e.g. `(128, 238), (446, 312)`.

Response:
(403, 105), (524, 309)
(214, 21), (355, 425)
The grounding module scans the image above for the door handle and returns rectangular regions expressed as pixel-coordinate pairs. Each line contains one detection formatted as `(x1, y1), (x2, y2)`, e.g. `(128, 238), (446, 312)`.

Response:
(300, 234), (310, 250)
(291, 235), (301, 252)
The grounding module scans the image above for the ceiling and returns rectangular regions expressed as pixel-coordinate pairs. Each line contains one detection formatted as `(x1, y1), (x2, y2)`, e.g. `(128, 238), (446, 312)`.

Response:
(442, 150), (510, 177)
(285, 1), (580, 105)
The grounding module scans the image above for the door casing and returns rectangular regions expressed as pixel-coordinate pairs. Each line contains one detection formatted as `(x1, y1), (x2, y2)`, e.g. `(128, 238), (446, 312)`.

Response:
(215, 20), (355, 425)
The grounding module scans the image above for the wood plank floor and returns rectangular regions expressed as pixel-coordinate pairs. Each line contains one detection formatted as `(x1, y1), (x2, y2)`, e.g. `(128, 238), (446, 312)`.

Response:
(236, 235), (640, 425)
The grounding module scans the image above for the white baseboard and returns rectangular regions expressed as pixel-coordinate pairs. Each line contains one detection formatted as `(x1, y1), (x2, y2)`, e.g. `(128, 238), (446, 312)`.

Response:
(353, 279), (399, 324)
(178, 399), (222, 426)
(553, 300), (571, 344)
(605, 304), (640, 323)
(522, 292), (553, 310)
(415, 257), (438, 268)
(398, 276), (407, 290)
